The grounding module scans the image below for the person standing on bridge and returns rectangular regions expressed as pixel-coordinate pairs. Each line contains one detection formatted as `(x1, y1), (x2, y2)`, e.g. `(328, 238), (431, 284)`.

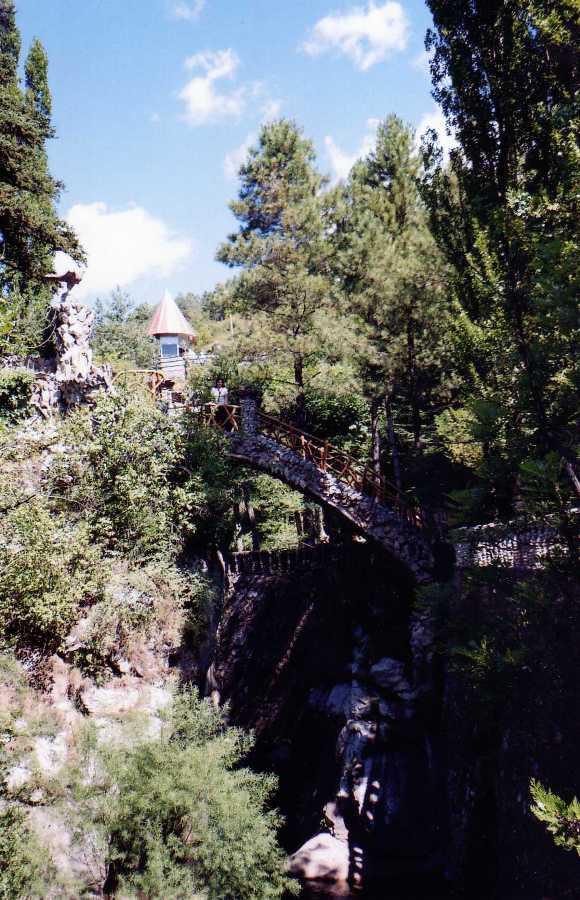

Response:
(211, 378), (228, 406)
(211, 378), (231, 429)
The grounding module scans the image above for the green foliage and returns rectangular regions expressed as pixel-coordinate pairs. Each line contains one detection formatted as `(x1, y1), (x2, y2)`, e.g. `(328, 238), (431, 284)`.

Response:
(422, 0), (580, 509)
(0, 369), (33, 422)
(0, 806), (56, 899)
(0, 500), (103, 647)
(68, 561), (211, 678)
(217, 119), (345, 414)
(71, 688), (297, 899)
(174, 418), (240, 551)
(92, 289), (157, 368)
(242, 474), (304, 550)
(299, 390), (370, 456)
(50, 390), (305, 558)
(530, 780), (580, 857)
(328, 115), (457, 424)
(52, 391), (178, 558)
(0, 2), (84, 351)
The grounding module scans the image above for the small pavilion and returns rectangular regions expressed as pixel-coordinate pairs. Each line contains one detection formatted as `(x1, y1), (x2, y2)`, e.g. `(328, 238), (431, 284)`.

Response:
(147, 290), (197, 380)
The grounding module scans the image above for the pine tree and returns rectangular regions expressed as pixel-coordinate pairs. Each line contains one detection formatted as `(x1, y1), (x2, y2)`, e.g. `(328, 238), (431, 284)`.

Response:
(0, 0), (84, 352)
(216, 119), (339, 418)
(422, 0), (580, 500)
(328, 116), (457, 488)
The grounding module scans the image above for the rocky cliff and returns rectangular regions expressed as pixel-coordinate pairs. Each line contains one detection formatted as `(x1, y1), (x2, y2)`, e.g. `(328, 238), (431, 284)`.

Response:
(207, 546), (580, 899)
(208, 543), (449, 897)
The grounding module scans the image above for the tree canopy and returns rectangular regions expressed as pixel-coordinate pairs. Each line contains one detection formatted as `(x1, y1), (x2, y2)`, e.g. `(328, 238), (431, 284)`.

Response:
(0, 0), (83, 352)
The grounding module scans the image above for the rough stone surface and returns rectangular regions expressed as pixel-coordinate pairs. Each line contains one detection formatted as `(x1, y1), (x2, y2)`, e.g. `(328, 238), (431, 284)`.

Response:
(289, 833), (350, 883)
(454, 520), (570, 570)
(229, 431), (436, 582)
(15, 294), (114, 418)
(369, 657), (411, 695)
(209, 546), (445, 891)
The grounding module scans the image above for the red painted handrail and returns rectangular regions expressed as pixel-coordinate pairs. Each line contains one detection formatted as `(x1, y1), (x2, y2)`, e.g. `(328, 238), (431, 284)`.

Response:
(256, 411), (426, 529)
(197, 402), (430, 530)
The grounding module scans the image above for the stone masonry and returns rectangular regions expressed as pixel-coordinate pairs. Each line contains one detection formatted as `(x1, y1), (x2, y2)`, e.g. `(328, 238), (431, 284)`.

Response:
(228, 397), (439, 583)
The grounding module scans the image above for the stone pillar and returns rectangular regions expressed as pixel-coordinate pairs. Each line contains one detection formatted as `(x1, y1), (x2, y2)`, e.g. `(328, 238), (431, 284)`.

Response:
(239, 391), (258, 435)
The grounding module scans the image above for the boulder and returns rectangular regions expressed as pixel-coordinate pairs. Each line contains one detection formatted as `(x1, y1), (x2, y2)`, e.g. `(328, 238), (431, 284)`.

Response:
(369, 657), (412, 696)
(289, 832), (350, 883)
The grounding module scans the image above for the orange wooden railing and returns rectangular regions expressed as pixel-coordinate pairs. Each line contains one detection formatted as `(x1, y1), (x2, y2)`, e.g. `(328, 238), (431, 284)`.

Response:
(255, 411), (427, 529)
(199, 402), (241, 432)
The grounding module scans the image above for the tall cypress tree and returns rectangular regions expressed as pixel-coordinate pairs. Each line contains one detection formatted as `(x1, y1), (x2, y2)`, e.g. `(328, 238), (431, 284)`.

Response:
(0, 0), (83, 352)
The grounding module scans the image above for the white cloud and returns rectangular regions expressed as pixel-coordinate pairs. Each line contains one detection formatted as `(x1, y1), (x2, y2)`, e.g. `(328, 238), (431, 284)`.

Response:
(411, 49), (431, 74)
(54, 202), (193, 300)
(179, 49), (246, 125)
(302, 2), (409, 71)
(325, 118), (380, 181)
(261, 98), (281, 121)
(416, 106), (456, 162)
(224, 133), (256, 180)
(172, 0), (205, 21)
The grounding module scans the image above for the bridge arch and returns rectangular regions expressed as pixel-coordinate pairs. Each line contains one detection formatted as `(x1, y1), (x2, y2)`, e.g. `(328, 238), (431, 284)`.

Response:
(206, 396), (446, 584)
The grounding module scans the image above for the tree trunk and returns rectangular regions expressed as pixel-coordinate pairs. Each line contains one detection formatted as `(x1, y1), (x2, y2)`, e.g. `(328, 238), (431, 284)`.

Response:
(294, 354), (305, 424)
(370, 398), (381, 480)
(385, 395), (403, 493)
(242, 483), (260, 551)
(406, 318), (421, 452)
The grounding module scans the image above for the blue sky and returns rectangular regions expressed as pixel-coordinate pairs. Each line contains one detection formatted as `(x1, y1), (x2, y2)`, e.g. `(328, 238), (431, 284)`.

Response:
(15, 1), (447, 306)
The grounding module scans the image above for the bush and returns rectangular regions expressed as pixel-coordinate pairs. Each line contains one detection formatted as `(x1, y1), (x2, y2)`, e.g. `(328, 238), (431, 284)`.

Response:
(72, 688), (297, 899)
(0, 501), (103, 648)
(299, 390), (369, 456)
(69, 561), (214, 678)
(0, 369), (34, 423)
(244, 474), (304, 550)
(51, 392), (178, 558)
(0, 806), (57, 899)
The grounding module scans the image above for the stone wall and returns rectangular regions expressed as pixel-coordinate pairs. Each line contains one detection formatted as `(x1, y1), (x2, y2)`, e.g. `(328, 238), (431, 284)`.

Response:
(2, 294), (112, 417)
(454, 520), (570, 570)
(225, 544), (341, 577)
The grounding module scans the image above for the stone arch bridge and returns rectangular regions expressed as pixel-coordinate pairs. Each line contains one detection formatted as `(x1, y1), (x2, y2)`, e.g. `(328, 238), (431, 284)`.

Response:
(201, 396), (451, 584)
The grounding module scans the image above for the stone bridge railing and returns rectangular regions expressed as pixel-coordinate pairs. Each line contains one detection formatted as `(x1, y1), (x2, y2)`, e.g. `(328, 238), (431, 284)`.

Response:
(454, 521), (570, 571)
(200, 396), (447, 584)
(225, 543), (341, 578)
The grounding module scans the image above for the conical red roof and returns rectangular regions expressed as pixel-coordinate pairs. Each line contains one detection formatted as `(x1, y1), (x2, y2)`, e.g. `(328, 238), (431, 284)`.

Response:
(147, 290), (197, 341)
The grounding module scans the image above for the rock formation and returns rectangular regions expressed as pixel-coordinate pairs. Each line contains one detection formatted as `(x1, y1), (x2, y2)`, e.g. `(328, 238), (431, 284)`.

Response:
(28, 275), (113, 416)
(208, 543), (446, 895)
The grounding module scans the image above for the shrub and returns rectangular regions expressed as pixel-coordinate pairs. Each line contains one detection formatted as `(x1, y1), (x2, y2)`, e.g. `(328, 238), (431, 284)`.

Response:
(0, 501), (103, 648)
(0, 369), (34, 423)
(72, 688), (298, 899)
(69, 561), (214, 677)
(244, 474), (304, 550)
(0, 806), (57, 899)
(299, 390), (369, 456)
(51, 392), (178, 558)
